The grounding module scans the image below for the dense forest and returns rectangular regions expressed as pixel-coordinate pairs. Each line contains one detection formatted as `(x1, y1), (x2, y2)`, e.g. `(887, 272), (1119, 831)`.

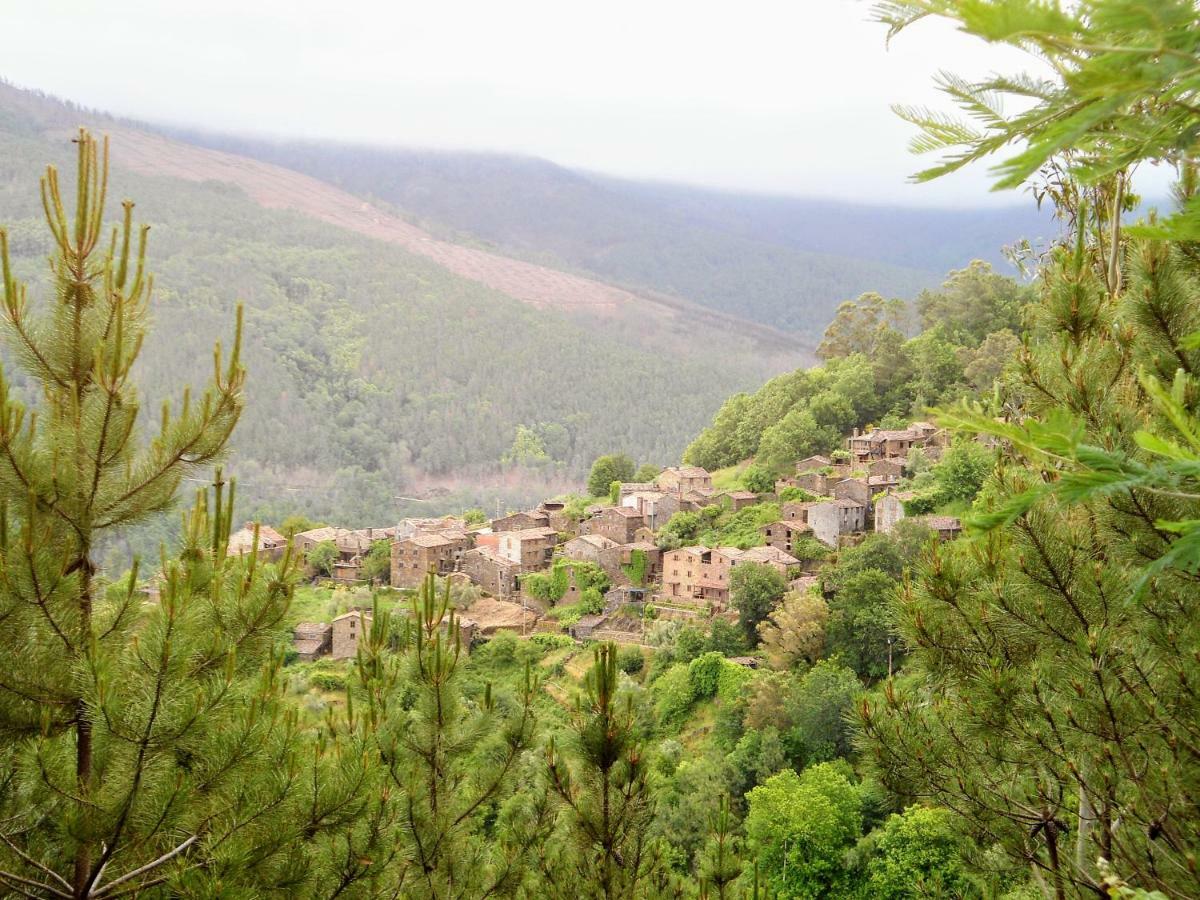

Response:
(167, 129), (1048, 336)
(1, 0), (1198, 898)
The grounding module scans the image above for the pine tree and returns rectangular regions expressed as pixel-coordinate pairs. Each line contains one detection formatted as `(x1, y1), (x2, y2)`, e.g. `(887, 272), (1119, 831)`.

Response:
(697, 795), (743, 899)
(354, 572), (545, 898)
(0, 130), (376, 897)
(542, 642), (660, 900)
(858, 3), (1200, 895)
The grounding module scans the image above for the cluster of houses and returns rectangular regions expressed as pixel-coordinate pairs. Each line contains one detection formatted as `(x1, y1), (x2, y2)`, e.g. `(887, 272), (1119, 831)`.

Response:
(230, 421), (965, 662)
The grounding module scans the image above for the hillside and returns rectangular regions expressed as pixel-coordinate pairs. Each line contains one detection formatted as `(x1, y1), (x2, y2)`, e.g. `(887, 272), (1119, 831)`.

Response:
(168, 131), (1053, 335)
(0, 82), (806, 557)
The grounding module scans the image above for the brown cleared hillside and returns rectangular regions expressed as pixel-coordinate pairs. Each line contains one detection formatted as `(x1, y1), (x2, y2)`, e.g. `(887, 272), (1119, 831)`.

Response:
(90, 125), (807, 356)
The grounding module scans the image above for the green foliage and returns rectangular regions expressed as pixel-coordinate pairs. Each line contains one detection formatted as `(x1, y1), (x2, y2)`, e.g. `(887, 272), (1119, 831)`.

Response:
(742, 463), (776, 494)
(544, 643), (661, 895)
(745, 763), (864, 899)
(361, 537), (392, 584)
(587, 453), (636, 497)
(463, 507), (488, 526)
(622, 547), (650, 586)
(305, 539), (338, 577)
(652, 663), (697, 727)
(860, 805), (974, 900)
(915, 260), (1027, 345)
(0, 130), (380, 896)
(730, 563), (788, 644)
(817, 290), (908, 361)
(688, 651), (726, 699)
(826, 568), (899, 680)
(634, 462), (661, 482)
(859, 5), (1200, 893)
(616, 645), (645, 675)
(787, 660), (861, 762)
(523, 557), (611, 604)
(906, 439), (994, 513)
(281, 513), (321, 536)
(355, 572), (545, 895)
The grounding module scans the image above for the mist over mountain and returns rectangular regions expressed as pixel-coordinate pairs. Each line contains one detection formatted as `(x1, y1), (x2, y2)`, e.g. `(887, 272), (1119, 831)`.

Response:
(164, 129), (1054, 335)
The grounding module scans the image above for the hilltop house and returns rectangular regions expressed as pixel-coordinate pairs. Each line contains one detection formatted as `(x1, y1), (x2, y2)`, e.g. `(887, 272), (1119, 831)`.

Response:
(332, 610), (372, 660)
(497, 527), (558, 570)
(228, 522), (287, 562)
(292, 622), (332, 662)
(661, 545), (796, 609)
(390, 530), (473, 587)
(491, 509), (551, 533)
(913, 515), (963, 541)
(787, 499), (867, 548)
(759, 520), (813, 555)
(874, 491), (907, 534)
(656, 465), (713, 495)
(460, 547), (521, 600)
(620, 490), (674, 530)
(582, 506), (645, 544)
(562, 533), (619, 565)
(832, 477), (871, 506)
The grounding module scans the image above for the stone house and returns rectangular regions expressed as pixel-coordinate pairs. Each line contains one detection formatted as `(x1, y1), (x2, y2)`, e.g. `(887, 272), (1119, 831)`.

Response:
(491, 510), (551, 533)
(660, 546), (706, 604)
(659, 546), (748, 610)
(617, 482), (658, 501)
(656, 466), (713, 495)
(292, 622), (332, 662)
(739, 544), (801, 574)
(562, 533), (618, 565)
(537, 500), (571, 533)
(848, 424), (942, 463)
(781, 501), (811, 522)
(796, 455), (832, 472)
(801, 499), (868, 548)
(461, 547), (521, 599)
(874, 491), (907, 534)
(598, 541), (662, 587)
(832, 478), (871, 506)
(228, 522), (287, 562)
(390, 530), (473, 588)
(621, 490), (670, 530)
(792, 472), (830, 496)
(633, 525), (657, 544)
(332, 610), (372, 660)
(678, 488), (718, 512)
(582, 506), (645, 544)
(913, 515), (963, 541)
(868, 459), (905, 482)
(294, 526), (376, 573)
(497, 527), (558, 570)
(759, 520), (813, 555)
(723, 490), (759, 511)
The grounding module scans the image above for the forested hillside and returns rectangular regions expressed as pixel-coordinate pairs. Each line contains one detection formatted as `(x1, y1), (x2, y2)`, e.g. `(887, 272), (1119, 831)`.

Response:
(167, 130), (1050, 335)
(0, 83), (800, 555)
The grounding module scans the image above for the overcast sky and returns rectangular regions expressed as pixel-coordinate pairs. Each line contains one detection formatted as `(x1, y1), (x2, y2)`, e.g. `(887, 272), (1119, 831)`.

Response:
(3, 1), (1076, 206)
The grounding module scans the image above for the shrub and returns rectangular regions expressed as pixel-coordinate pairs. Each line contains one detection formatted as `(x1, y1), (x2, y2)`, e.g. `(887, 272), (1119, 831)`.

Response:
(653, 663), (696, 726)
(617, 645), (645, 675)
(688, 651), (725, 699)
(309, 670), (347, 692)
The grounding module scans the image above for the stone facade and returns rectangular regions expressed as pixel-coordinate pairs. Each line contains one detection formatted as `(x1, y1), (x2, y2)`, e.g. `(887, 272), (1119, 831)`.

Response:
(390, 530), (473, 587)
(759, 520), (813, 554)
(656, 466), (713, 494)
(491, 510), (550, 533)
(292, 622), (332, 661)
(332, 610), (372, 660)
(496, 527), (557, 570)
(582, 506), (645, 544)
(461, 547), (521, 599)
(874, 492), (906, 534)
(832, 477), (871, 506)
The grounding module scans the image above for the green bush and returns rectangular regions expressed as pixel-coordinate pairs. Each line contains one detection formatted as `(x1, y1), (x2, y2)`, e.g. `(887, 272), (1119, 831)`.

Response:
(617, 645), (645, 675)
(688, 651), (725, 699)
(653, 663), (696, 726)
(309, 670), (347, 692)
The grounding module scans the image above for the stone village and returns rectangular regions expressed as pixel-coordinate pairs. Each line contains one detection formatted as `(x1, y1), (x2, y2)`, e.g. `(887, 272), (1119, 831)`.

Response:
(226, 422), (964, 662)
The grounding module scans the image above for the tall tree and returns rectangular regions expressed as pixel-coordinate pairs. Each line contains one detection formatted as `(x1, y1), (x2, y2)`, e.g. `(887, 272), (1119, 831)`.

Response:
(0, 131), (370, 897)
(861, 2), (1200, 895)
(542, 643), (660, 899)
(355, 572), (546, 898)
